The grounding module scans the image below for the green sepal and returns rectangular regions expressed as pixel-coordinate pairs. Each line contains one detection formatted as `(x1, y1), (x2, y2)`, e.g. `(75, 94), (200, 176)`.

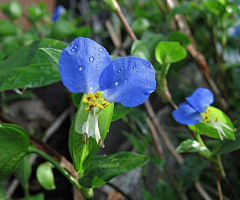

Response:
(79, 152), (149, 188)
(69, 95), (114, 172)
(189, 106), (235, 140)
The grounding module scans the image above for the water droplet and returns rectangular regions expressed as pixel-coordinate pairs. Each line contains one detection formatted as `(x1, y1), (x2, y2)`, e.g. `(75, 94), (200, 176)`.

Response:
(74, 45), (77, 49)
(95, 70), (98, 73)
(115, 72), (118, 76)
(118, 70), (121, 73)
(90, 86), (93, 90)
(89, 56), (94, 62)
(115, 82), (119, 86)
(121, 67), (123, 70)
(71, 48), (75, 52)
(97, 55), (100, 58)
(99, 48), (103, 52)
(108, 91), (111, 94)
(79, 65), (84, 71)
(79, 67), (82, 71)
(124, 79), (128, 83)
(133, 66), (136, 69)
(126, 69), (129, 72)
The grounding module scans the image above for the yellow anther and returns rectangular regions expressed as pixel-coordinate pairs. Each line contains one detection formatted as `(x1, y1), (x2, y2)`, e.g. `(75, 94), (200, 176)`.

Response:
(83, 91), (110, 111)
(97, 104), (104, 109)
(214, 116), (218, 122)
(83, 96), (89, 103)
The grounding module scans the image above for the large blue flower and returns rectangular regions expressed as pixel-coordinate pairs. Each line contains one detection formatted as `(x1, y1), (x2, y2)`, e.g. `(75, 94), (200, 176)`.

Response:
(172, 88), (214, 125)
(59, 37), (156, 107)
(59, 37), (156, 146)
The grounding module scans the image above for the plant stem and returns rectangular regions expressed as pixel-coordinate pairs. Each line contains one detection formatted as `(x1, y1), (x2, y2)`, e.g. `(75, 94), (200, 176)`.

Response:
(27, 147), (82, 191)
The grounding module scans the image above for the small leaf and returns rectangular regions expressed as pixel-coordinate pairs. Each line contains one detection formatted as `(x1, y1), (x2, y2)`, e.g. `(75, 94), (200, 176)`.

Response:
(69, 96), (114, 172)
(155, 41), (187, 65)
(0, 124), (30, 181)
(131, 17), (150, 35)
(36, 162), (56, 190)
(112, 103), (131, 121)
(167, 31), (191, 47)
(189, 106), (235, 140)
(176, 139), (202, 153)
(0, 38), (67, 92)
(203, 0), (226, 15)
(40, 48), (63, 64)
(79, 152), (149, 188)
(130, 40), (151, 61)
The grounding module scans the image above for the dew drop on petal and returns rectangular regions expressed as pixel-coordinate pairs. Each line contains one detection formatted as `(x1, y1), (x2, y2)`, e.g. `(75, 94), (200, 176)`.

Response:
(115, 72), (118, 76)
(90, 86), (93, 90)
(71, 48), (75, 52)
(89, 56), (94, 62)
(99, 48), (103, 52)
(115, 82), (119, 86)
(95, 70), (98, 73)
(133, 66), (136, 69)
(124, 79), (128, 83)
(121, 67), (123, 70)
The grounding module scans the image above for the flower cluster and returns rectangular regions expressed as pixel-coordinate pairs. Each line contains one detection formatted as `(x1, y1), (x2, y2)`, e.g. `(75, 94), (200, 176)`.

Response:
(59, 37), (156, 146)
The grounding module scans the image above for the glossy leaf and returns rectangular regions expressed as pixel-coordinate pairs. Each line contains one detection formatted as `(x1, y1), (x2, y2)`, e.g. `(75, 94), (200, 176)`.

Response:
(79, 152), (149, 188)
(130, 40), (151, 61)
(36, 162), (56, 190)
(40, 48), (63, 64)
(0, 124), (30, 181)
(189, 106), (235, 140)
(69, 96), (114, 172)
(112, 103), (131, 121)
(155, 41), (187, 65)
(0, 38), (67, 92)
(176, 139), (202, 153)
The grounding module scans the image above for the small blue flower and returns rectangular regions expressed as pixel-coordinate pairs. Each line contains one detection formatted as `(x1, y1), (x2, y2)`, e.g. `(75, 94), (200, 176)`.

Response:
(59, 37), (156, 146)
(52, 5), (66, 22)
(172, 88), (214, 125)
(59, 37), (156, 107)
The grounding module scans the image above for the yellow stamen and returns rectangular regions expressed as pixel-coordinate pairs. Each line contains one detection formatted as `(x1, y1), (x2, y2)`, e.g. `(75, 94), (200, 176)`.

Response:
(83, 91), (110, 111)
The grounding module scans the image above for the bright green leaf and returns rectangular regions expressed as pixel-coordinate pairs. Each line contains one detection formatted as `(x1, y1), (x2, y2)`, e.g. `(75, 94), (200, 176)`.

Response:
(0, 38), (67, 92)
(155, 41), (187, 65)
(130, 40), (151, 61)
(79, 152), (149, 188)
(36, 162), (56, 190)
(112, 103), (131, 121)
(0, 124), (30, 181)
(40, 48), (63, 64)
(69, 95), (114, 172)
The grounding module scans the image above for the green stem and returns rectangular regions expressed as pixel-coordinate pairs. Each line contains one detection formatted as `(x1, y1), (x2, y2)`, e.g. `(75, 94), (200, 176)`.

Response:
(195, 132), (213, 161)
(27, 147), (82, 190)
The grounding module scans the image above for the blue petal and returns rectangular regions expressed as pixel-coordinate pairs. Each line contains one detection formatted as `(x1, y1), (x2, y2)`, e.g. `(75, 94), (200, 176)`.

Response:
(172, 103), (202, 125)
(59, 37), (112, 94)
(52, 5), (65, 22)
(186, 88), (214, 113)
(100, 56), (156, 107)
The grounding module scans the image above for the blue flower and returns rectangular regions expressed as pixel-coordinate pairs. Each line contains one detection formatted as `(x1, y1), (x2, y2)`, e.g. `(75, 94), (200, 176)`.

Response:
(52, 5), (66, 22)
(172, 88), (214, 125)
(59, 37), (156, 146)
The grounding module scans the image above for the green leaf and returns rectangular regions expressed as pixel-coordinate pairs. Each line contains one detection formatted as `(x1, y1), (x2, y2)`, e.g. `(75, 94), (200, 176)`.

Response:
(40, 48), (63, 64)
(203, 0), (226, 15)
(50, 20), (74, 40)
(130, 40), (151, 61)
(0, 124), (30, 181)
(0, 1), (22, 20)
(15, 156), (32, 193)
(155, 41), (187, 65)
(69, 96), (114, 172)
(0, 38), (67, 92)
(141, 31), (163, 55)
(176, 139), (202, 153)
(20, 193), (45, 200)
(36, 162), (56, 190)
(167, 31), (191, 47)
(189, 106), (235, 140)
(131, 17), (150, 35)
(112, 103), (131, 121)
(79, 152), (149, 188)
(0, 20), (17, 36)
